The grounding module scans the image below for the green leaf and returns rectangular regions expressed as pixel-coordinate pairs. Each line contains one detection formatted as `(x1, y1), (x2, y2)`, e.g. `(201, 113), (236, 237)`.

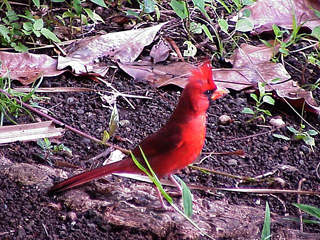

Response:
(242, 9), (251, 18)
(73, 0), (82, 16)
(272, 133), (291, 141)
(218, 19), (228, 33)
(293, 203), (320, 219)
(51, 0), (65, 2)
(109, 103), (119, 137)
(33, 29), (41, 37)
(125, 10), (142, 20)
(271, 78), (281, 83)
(190, 22), (202, 34)
(264, 110), (272, 116)
(262, 95), (275, 105)
(62, 10), (75, 18)
(303, 136), (315, 147)
(170, 0), (189, 20)
(307, 130), (318, 136)
(242, 107), (254, 115)
(6, 10), (19, 22)
(0, 25), (10, 42)
(174, 175), (193, 217)
(261, 202), (271, 240)
(287, 126), (298, 134)
(201, 24), (213, 42)
(261, 39), (272, 48)
(250, 93), (258, 102)
(142, 0), (156, 13)
(84, 8), (105, 23)
(311, 26), (320, 41)
(242, 0), (255, 5)
(13, 42), (28, 52)
(102, 130), (110, 143)
(258, 82), (266, 95)
(235, 18), (254, 32)
(192, 0), (210, 19)
(32, 0), (40, 8)
(272, 24), (282, 37)
(90, 0), (108, 8)
(40, 28), (61, 42)
(33, 19), (44, 31)
(23, 22), (33, 31)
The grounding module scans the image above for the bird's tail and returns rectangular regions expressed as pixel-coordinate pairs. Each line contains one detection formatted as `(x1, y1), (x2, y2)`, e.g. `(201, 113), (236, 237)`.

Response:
(49, 158), (137, 193)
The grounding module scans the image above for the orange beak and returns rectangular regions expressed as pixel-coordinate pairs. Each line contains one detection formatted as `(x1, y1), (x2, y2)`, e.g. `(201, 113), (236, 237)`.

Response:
(211, 86), (229, 101)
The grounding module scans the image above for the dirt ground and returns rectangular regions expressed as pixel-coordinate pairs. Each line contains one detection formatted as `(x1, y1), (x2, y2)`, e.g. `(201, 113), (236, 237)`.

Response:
(1, 2), (320, 240)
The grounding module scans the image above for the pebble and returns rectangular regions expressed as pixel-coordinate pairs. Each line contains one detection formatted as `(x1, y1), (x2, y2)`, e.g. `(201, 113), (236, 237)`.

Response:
(227, 159), (238, 166)
(218, 115), (232, 125)
(300, 145), (310, 155)
(269, 117), (285, 128)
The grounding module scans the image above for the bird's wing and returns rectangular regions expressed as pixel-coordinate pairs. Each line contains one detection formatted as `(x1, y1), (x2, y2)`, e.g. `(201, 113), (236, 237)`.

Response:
(131, 123), (183, 158)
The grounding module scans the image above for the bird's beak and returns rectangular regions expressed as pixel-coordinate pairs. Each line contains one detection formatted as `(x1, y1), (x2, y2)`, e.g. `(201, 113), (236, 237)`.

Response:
(211, 86), (229, 101)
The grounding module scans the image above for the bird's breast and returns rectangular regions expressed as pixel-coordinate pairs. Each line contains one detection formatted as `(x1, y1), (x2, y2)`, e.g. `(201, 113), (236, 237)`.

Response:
(151, 114), (207, 177)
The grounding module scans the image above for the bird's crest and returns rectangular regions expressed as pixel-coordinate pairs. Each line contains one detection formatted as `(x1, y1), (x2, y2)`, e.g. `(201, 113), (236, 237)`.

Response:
(189, 62), (217, 90)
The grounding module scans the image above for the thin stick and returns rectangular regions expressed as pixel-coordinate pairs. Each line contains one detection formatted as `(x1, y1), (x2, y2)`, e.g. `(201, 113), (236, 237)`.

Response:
(0, 89), (130, 154)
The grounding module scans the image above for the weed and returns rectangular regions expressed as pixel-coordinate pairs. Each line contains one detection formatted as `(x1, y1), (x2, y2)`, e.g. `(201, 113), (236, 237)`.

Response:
(273, 124), (318, 151)
(37, 137), (72, 162)
(0, 76), (48, 125)
(242, 82), (275, 122)
(291, 203), (320, 225)
(261, 202), (271, 240)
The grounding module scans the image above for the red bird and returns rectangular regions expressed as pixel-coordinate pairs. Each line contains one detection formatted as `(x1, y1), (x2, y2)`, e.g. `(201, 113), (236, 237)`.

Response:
(50, 63), (227, 209)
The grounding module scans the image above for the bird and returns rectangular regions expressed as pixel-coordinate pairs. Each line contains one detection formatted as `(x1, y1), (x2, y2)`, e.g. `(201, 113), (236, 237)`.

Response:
(49, 62), (227, 209)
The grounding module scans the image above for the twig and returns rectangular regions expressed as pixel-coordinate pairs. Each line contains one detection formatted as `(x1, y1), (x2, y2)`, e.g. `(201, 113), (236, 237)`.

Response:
(226, 129), (276, 143)
(0, 89), (130, 154)
(297, 178), (306, 232)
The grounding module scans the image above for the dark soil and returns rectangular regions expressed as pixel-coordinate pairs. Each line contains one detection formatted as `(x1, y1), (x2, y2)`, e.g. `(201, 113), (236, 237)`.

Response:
(1, 2), (320, 240)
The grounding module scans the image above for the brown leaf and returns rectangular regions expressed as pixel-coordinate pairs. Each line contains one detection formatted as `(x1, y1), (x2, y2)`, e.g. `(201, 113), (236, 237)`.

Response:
(0, 121), (64, 144)
(0, 52), (65, 85)
(214, 43), (290, 91)
(118, 61), (195, 88)
(57, 22), (168, 76)
(241, 0), (320, 34)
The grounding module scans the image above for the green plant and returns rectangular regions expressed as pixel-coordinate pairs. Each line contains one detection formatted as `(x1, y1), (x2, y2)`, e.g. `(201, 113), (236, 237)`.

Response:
(242, 82), (275, 122)
(273, 124), (318, 151)
(102, 103), (119, 143)
(130, 148), (214, 238)
(37, 137), (72, 162)
(61, 0), (105, 32)
(0, 76), (46, 125)
(261, 202), (271, 240)
(0, 4), (60, 52)
(292, 203), (320, 225)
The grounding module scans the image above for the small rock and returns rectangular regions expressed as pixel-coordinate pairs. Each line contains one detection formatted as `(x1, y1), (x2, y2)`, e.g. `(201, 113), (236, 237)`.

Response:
(270, 117), (285, 128)
(67, 212), (77, 222)
(218, 115), (232, 125)
(227, 159), (237, 166)
(300, 145), (310, 155)
(273, 177), (286, 188)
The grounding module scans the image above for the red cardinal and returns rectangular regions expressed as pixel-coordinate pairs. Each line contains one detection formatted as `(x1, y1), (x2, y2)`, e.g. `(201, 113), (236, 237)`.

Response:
(50, 62), (227, 209)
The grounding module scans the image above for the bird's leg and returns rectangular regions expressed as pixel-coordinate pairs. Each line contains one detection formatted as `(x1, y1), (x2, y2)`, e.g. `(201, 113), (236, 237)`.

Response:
(169, 174), (183, 195)
(154, 186), (173, 211)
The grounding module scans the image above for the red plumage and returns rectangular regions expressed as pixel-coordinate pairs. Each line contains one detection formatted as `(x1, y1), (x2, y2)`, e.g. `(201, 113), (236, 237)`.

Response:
(49, 63), (227, 207)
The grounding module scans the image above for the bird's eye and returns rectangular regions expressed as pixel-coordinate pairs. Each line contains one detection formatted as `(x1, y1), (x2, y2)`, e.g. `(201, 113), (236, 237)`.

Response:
(204, 90), (214, 96)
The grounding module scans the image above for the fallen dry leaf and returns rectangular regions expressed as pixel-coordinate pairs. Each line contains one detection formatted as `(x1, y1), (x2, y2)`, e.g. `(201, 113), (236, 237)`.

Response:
(118, 61), (195, 88)
(214, 42), (290, 91)
(0, 52), (65, 85)
(57, 22), (168, 75)
(214, 42), (320, 114)
(240, 0), (320, 34)
(0, 121), (64, 144)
